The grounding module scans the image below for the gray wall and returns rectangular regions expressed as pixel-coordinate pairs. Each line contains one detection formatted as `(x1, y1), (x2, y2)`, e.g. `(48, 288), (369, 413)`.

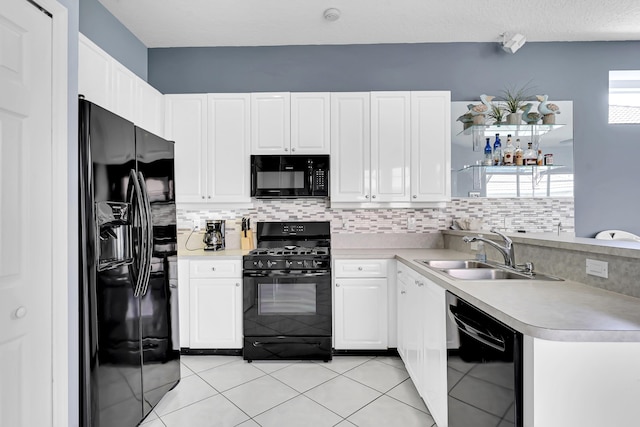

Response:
(148, 42), (640, 237)
(79, 0), (148, 80)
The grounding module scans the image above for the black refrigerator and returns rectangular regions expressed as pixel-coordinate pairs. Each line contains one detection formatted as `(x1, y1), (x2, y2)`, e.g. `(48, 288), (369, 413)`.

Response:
(78, 98), (180, 426)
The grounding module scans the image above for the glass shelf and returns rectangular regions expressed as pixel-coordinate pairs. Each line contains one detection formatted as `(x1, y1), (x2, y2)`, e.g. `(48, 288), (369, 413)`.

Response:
(458, 123), (565, 137)
(457, 164), (565, 173)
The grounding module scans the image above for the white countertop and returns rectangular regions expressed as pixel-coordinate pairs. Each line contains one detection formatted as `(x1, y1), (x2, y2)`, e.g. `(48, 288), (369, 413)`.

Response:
(182, 239), (640, 342)
(334, 248), (640, 342)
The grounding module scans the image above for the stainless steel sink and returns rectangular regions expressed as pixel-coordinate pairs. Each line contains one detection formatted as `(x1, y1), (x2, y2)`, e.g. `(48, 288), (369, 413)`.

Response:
(416, 260), (493, 269)
(414, 259), (563, 281)
(442, 268), (531, 280)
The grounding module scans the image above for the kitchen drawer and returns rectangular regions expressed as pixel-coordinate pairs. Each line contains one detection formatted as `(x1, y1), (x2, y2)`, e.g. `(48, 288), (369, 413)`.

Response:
(189, 259), (242, 278)
(334, 259), (388, 277)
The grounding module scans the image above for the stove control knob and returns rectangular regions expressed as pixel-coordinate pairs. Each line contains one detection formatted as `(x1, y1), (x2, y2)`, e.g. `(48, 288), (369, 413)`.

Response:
(255, 260), (263, 268)
(285, 260), (292, 269)
(267, 260), (275, 268)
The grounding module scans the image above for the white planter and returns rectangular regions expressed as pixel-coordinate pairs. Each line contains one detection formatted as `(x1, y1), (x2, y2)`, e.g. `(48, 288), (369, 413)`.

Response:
(506, 113), (522, 125)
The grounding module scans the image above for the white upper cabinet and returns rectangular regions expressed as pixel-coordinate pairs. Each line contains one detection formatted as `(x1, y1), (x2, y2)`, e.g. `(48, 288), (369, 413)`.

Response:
(207, 94), (251, 203)
(371, 92), (411, 202)
(78, 34), (166, 138)
(136, 81), (165, 137)
(331, 90), (451, 206)
(330, 92), (371, 203)
(251, 92), (330, 154)
(411, 91), (451, 202)
(291, 92), (330, 154)
(110, 60), (137, 122)
(78, 34), (111, 109)
(165, 94), (208, 203)
(165, 93), (251, 205)
(251, 92), (291, 154)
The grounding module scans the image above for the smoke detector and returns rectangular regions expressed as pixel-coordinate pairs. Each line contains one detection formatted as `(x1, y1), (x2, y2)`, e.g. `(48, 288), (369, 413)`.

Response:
(323, 8), (341, 22)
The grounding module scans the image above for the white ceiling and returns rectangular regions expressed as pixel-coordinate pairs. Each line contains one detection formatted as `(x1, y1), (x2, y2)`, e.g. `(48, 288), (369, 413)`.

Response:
(99, 0), (640, 48)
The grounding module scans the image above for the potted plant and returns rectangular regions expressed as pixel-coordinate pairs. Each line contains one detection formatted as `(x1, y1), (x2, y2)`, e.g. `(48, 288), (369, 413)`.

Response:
(488, 103), (505, 125)
(500, 82), (535, 125)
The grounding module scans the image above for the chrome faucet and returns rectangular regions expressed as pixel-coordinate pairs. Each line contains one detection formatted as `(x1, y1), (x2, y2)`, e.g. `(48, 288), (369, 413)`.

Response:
(462, 229), (516, 268)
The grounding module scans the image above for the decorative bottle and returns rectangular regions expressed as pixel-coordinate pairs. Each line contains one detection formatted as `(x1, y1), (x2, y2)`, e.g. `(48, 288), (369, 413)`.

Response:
(493, 134), (503, 166)
(503, 134), (514, 165)
(537, 149), (544, 166)
(524, 142), (537, 165)
(483, 138), (493, 165)
(514, 139), (524, 166)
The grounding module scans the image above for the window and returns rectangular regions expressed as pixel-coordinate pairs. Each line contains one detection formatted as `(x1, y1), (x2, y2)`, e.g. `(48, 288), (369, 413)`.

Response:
(609, 70), (640, 124)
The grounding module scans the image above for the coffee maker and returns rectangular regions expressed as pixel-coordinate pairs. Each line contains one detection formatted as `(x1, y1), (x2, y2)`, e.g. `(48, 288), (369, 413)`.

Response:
(203, 220), (225, 251)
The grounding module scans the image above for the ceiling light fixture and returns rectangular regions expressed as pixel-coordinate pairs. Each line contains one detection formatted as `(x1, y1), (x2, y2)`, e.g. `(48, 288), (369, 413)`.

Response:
(501, 33), (526, 54)
(323, 8), (341, 22)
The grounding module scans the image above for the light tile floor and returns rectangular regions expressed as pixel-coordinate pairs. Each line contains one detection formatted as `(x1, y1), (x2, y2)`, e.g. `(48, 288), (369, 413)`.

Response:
(141, 355), (436, 427)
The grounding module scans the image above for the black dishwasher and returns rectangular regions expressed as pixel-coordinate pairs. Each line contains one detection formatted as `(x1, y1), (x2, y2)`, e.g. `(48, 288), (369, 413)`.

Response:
(446, 292), (523, 427)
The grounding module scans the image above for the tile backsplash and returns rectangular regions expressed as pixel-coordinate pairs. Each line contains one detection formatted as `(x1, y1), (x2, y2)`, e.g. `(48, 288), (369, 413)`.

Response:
(177, 197), (574, 234)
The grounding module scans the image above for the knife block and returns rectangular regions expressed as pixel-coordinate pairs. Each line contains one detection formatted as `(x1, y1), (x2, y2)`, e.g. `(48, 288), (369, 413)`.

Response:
(241, 230), (254, 250)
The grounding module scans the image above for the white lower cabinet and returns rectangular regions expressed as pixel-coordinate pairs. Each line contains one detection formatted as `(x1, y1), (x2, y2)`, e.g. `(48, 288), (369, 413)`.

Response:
(178, 259), (191, 348)
(525, 337), (640, 427)
(334, 259), (389, 350)
(181, 259), (243, 349)
(397, 263), (447, 427)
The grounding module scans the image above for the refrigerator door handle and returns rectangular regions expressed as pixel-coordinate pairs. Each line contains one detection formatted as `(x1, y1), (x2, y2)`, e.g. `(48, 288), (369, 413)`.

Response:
(138, 171), (154, 296)
(128, 169), (147, 297)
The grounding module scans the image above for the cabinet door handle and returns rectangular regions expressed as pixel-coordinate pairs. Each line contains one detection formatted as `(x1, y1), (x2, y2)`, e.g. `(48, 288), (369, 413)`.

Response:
(372, 195), (376, 199)
(211, 267), (216, 271)
(284, 147), (289, 152)
(201, 196), (205, 199)
(400, 291), (406, 295)
(418, 282), (424, 287)
(291, 147), (296, 152)
(365, 195), (370, 199)
(358, 267), (363, 271)
(14, 306), (27, 319)
(413, 195), (417, 199)
(336, 283), (340, 287)
(236, 283), (240, 287)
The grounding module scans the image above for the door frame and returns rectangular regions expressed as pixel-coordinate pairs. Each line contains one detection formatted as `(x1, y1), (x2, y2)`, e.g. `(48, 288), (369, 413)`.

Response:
(31, 0), (70, 426)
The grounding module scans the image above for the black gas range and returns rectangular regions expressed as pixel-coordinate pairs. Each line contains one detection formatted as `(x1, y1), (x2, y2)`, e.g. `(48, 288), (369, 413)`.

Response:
(243, 221), (332, 362)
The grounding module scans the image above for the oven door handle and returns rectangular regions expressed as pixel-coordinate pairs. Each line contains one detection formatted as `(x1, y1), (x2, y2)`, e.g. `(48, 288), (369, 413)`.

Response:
(450, 309), (506, 352)
(244, 270), (330, 278)
(252, 340), (323, 347)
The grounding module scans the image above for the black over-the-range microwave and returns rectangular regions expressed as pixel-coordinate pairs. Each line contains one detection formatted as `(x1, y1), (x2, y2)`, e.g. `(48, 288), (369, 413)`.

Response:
(250, 155), (329, 198)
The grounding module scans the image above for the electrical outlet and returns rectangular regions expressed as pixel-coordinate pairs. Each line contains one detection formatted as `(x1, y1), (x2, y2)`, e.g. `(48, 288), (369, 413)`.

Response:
(586, 259), (608, 279)
(407, 216), (416, 231)
(469, 241), (479, 251)
(192, 219), (199, 230)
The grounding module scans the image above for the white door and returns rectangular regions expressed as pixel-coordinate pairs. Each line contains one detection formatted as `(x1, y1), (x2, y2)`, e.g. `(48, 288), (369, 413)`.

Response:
(371, 92), (411, 202)
(330, 92), (371, 203)
(208, 94), (251, 203)
(250, 92), (291, 154)
(165, 94), (209, 202)
(411, 91), (451, 202)
(78, 34), (112, 109)
(334, 278), (388, 350)
(0, 1), (53, 426)
(291, 92), (330, 154)
(189, 279), (243, 349)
